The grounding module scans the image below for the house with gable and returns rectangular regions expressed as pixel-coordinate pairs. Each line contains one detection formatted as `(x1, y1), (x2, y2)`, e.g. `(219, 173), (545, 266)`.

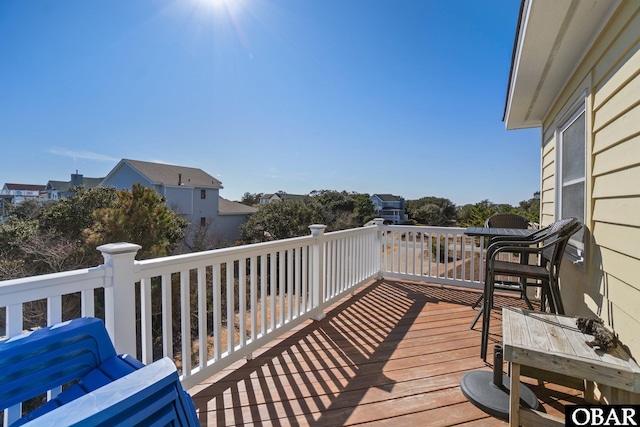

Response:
(504, 0), (640, 404)
(45, 172), (104, 200)
(370, 194), (407, 224)
(259, 192), (306, 204)
(1, 183), (46, 221)
(101, 159), (256, 244)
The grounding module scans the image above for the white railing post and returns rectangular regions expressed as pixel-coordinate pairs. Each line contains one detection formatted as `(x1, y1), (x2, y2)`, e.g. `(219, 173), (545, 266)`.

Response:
(309, 224), (327, 321)
(98, 242), (141, 356)
(371, 218), (385, 279)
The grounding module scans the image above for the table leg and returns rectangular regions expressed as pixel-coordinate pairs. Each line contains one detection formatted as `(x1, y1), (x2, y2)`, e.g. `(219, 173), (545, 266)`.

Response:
(470, 303), (483, 329)
(509, 362), (520, 427)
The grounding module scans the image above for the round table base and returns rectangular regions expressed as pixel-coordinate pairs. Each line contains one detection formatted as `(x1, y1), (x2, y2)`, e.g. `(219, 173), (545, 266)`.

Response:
(460, 370), (539, 420)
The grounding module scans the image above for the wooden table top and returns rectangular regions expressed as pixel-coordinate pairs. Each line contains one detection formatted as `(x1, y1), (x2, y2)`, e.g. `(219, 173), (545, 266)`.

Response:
(502, 307), (640, 393)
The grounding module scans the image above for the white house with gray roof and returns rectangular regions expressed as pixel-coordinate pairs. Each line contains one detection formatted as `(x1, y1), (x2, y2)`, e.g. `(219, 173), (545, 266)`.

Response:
(370, 194), (407, 224)
(101, 159), (256, 243)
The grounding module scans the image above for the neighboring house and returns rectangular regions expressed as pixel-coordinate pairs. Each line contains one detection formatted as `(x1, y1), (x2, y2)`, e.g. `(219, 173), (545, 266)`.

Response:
(259, 192), (306, 204)
(101, 159), (255, 243)
(370, 194), (407, 224)
(217, 197), (258, 242)
(1, 183), (46, 220)
(504, 0), (639, 402)
(45, 172), (104, 200)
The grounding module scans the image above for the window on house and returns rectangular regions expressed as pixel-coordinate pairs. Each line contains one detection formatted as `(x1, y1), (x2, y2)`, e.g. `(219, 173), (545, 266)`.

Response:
(557, 102), (586, 258)
(200, 217), (206, 227)
(201, 189), (206, 199)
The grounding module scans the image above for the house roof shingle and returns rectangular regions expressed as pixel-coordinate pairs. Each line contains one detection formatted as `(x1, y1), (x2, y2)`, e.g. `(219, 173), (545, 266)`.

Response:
(3, 183), (46, 191)
(218, 198), (258, 215)
(373, 194), (403, 202)
(46, 177), (104, 192)
(123, 159), (223, 188)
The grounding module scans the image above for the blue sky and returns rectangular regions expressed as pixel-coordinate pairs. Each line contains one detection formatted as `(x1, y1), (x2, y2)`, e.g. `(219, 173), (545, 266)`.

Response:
(0, 0), (540, 206)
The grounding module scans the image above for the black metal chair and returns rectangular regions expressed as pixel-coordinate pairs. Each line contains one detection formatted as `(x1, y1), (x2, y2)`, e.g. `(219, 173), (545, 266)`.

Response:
(470, 213), (533, 318)
(480, 217), (581, 360)
(484, 213), (532, 229)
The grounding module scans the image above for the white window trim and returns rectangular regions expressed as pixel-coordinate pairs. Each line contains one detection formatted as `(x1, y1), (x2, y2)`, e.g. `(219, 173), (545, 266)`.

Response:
(555, 95), (586, 265)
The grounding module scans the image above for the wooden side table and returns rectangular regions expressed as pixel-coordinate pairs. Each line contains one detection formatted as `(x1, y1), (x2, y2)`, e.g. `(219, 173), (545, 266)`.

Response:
(502, 307), (640, 427)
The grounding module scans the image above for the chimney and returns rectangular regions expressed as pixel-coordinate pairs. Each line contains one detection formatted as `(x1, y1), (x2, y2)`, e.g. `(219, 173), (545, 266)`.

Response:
(178, 174), (182, 185)
(71, 170), (84, 187)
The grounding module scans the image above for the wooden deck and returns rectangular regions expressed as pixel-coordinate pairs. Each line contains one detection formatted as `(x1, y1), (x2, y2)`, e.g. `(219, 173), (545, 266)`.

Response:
(190, 279), (585, 426)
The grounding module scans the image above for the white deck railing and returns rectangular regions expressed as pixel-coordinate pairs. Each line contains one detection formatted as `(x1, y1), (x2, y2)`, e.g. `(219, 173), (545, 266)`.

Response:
(0, 221), (487, 392)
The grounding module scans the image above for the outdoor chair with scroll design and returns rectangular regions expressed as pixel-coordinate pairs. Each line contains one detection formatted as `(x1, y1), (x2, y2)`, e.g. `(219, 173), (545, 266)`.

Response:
(479, 217), (581, 360)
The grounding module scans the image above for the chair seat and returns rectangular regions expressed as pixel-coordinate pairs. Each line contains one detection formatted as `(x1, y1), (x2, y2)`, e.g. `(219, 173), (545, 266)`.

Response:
(493, 260), (548, 279)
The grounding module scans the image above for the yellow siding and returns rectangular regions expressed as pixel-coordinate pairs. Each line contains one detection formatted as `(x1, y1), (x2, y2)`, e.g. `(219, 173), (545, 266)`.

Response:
(594, 56), (640, 132)
(540, 138), (556, 226)
(593, 164), (640, 198)
(592, 8), (640, 103)
(593, 222), (640, 260)
(593, 134), (640, 176)
(599, 246), (639, 298)
(593, 197), (640, 227)
(541, 188), (555, 204)
(594, 102), (640, 154)
(539, 2), (640, 371)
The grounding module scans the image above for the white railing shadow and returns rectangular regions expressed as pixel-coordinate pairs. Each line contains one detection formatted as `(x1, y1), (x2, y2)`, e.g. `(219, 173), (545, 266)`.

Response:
(1, 219), (486, 422)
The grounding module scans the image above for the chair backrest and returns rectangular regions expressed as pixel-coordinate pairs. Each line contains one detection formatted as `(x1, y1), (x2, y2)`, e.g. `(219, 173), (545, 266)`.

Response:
(0, 317), (118, 410)
(485, 213), (531, 229)
(540, 217), (581, 270)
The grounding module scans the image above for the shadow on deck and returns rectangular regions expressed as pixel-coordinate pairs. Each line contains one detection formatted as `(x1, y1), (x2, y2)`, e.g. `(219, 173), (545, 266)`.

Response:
(190, 279), (584, 426)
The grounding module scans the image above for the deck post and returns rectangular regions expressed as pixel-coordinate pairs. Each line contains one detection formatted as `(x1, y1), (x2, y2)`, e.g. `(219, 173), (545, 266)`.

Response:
(309, 224), (327, 321)
(98, 242), (141, 357)
(371, 218), (385, 279)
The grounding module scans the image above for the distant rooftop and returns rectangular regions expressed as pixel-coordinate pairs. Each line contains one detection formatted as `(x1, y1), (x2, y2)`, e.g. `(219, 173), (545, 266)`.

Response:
(3, 183), (46, 191)
(372, 193), (404, 202)
(120, 159), (223, 188)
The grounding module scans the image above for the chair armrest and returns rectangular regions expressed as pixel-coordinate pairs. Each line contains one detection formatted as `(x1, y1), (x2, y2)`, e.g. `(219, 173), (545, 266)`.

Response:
(21, 357), (199, 427)
(488, 244), (542, 260)
(486, 239), (539, 259)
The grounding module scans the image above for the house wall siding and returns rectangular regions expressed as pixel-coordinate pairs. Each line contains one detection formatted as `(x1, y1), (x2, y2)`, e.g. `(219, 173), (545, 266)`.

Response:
(540, 137), (556, 225)
(165, 187), (194, 215)
(539, 2), (640, 389)
(102, 164), (151, 189)
(193, 189), (219, 220)
(215, 214), (249, 243)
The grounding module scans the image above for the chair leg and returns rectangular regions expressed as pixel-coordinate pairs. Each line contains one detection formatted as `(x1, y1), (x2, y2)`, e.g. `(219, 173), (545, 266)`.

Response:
(470, 304), (483, 329)
(480, 279), (494, 361)
(520, 284), (534, 310)
(471, 293), (483, 309)
(549, 278), (565, 315)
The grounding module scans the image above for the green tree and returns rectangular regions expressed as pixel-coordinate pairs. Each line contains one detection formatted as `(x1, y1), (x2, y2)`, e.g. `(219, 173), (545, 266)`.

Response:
(240, 192), (263, 206)
(0, 188), (120, 277)
(240, 198), (321, 243)
(309, 190), (376, 229)
(406, 196), (456, 225)
(85, 184), (188, 259)
(41, 186), (118, 241)
(351, 193), (377, 225)
(240, 190), (376, 243)
(515, 191), (540, 223)
(460, 199), (497, 227)
(456, 204), (474, 225)
(413, 203), (447, 226)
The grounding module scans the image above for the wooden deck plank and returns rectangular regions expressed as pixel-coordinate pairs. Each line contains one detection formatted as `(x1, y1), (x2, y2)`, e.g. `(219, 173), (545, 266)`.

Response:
(191, 280), (585, 426)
